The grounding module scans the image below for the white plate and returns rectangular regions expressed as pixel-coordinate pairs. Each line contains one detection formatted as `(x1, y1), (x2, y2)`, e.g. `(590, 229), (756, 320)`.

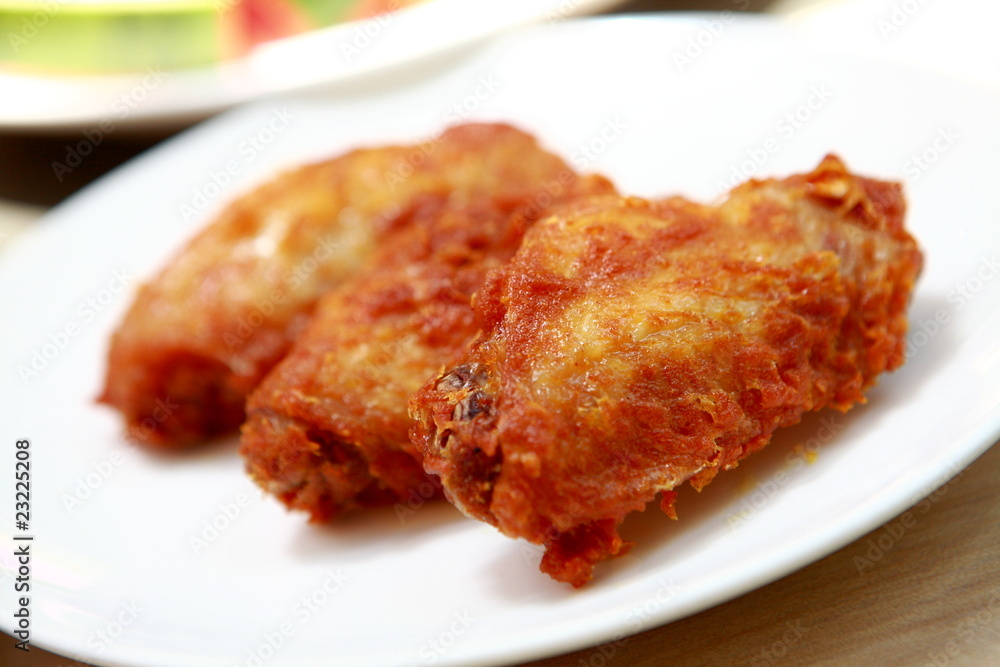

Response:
(2, 15), (1000, 667)
(786, 0), (1000, 90)
(0, 0), (621, 131)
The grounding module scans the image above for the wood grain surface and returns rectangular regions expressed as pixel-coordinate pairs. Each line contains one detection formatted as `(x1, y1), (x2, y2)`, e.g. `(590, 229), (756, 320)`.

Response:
(524, 440), (1000, 667)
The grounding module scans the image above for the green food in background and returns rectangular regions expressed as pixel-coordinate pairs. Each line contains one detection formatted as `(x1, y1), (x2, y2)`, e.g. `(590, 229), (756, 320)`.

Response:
(0, 0), (359, 73)
(295, 0), (355, 26)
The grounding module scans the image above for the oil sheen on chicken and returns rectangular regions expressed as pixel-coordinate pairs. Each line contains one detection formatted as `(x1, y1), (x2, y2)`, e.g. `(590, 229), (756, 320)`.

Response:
(239, 128), (615, 519)
(409, 156), (923, 587)
(101, 124), (586, 447)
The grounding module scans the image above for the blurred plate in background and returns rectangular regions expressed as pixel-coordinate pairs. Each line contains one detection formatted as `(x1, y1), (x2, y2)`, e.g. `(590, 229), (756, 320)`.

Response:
(0, 0), (623, 130)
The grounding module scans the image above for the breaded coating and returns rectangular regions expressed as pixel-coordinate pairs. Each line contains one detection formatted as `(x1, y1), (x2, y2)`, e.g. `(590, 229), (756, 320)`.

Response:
(410, 156), (923, 587)
(100, 123), (572, 447)
(239, 137), (615, 520)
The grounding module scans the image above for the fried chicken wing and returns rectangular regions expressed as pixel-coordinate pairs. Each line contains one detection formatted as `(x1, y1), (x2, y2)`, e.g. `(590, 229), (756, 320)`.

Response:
(239, 139), (615, 520)
(409, 156), (923, 587)
(101, 123), (572, 447)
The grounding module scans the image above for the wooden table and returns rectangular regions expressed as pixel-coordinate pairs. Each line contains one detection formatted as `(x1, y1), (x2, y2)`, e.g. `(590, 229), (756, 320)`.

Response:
(527, 441), (1000, 667)
(2, 1), (998, 665)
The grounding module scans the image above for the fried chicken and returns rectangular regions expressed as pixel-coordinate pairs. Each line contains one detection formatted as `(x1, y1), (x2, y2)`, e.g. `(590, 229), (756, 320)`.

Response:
(100, 123), (575, 448)
(239, 135), (615, 519)
(409, 156), (923, 587)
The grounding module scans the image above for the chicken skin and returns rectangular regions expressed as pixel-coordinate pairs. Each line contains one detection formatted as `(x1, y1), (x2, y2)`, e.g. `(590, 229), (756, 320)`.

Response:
(239, 134), (615, 519)
(409, 156), (923, 587)
(101, 123), (579, 447)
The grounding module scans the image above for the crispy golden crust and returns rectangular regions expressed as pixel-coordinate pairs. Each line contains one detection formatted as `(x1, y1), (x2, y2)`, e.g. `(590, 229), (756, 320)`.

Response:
(101, 123), (579, 448)
(410, 156), (923, 587)
(239, 133), (616, 520)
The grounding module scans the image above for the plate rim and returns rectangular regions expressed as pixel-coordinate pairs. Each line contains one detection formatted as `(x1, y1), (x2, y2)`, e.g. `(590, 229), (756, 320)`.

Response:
(2, 14), (1000, 666)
